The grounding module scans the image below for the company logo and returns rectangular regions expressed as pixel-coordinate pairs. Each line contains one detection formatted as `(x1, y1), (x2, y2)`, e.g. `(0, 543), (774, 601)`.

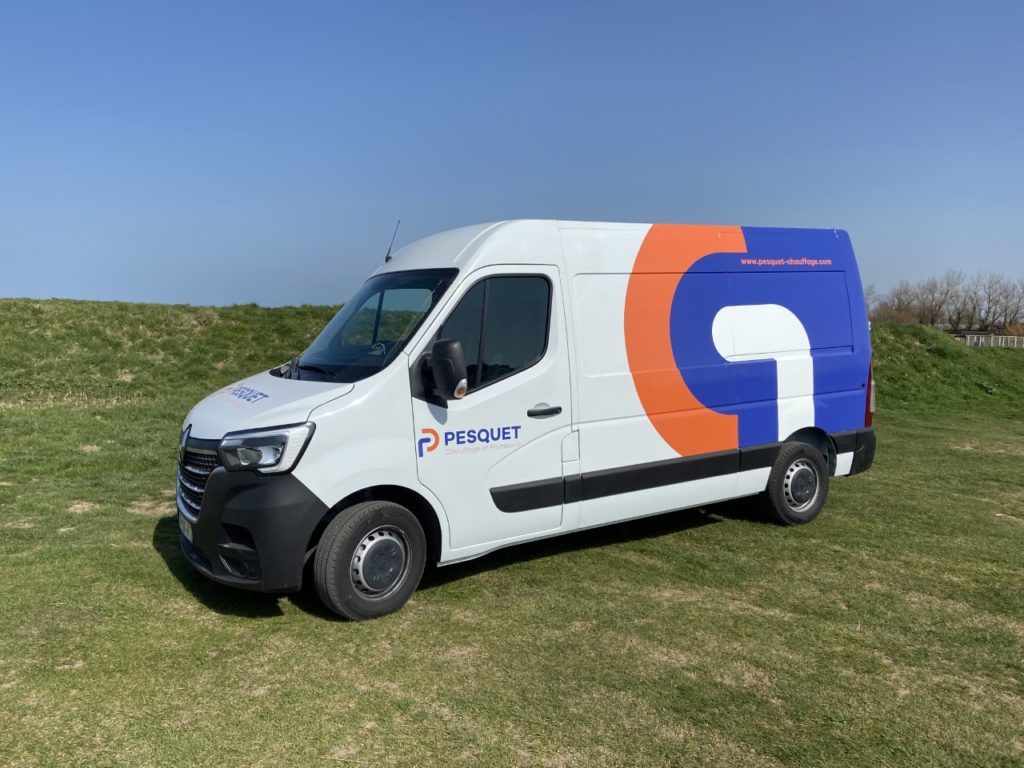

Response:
(224, 385), (270, 404)
(417, 425), (522, 457)
(417, 428), (440, 458)
(623, 224), (867, 456)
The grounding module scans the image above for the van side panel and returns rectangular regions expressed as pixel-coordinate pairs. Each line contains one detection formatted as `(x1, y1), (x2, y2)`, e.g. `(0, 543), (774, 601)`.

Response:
(562, 223), (871, 527)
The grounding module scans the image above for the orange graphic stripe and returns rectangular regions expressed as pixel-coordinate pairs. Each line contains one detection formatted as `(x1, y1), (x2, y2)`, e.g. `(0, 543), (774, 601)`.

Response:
(624, 224), (747, 456)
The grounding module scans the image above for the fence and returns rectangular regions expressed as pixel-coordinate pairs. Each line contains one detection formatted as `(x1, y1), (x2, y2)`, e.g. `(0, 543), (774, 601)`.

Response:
(959, 334), (1024, 349)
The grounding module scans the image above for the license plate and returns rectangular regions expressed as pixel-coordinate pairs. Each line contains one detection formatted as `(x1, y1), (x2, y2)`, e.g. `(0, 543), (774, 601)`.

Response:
(178, 514), (193, 543)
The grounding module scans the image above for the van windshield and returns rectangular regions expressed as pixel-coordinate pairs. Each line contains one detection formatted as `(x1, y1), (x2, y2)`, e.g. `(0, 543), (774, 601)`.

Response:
(296, 269), (458, 383)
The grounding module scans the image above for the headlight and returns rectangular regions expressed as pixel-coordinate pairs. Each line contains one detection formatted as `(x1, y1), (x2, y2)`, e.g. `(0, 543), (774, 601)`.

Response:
(219, 422), (315, 474)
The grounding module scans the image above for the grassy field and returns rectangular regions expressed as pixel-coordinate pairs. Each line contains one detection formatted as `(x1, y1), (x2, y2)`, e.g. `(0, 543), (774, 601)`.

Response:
(1, 299), (1022, 767)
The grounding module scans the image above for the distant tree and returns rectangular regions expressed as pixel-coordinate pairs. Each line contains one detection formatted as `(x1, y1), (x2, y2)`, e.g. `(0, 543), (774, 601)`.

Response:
(997, 275), (1024, 330)
(961, 273), (985, 331)
(870, 270), (1023, 334)
(914, 275), (954, 327)
(942, 271), (970, 332)
(978, 273), (1007, 332)
(890, 280), (917, 315)
(1008, 285), (1024, 335)
(872, 280), (918, 323)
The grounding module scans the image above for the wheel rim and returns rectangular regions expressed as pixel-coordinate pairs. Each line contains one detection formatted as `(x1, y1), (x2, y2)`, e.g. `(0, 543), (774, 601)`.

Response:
(351, 526), (409, 598)
(783, 458), (820, 513)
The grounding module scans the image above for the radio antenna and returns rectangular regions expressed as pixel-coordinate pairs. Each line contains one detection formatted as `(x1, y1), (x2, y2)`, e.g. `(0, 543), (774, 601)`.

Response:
(384, 218), (401, 263)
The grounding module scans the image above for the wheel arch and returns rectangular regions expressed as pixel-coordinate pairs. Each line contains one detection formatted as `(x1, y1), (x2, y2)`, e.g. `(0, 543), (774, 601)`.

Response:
(783, 426), (837, 475)
(305, 485), (445, 567)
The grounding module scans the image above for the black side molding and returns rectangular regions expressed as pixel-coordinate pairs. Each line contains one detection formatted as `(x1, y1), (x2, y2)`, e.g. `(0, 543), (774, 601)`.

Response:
(489, 429), (876, 513)
(564, 475), (583, 504)
(489, 476), (564, 513)
(490, 443), (780, 513)
(738, 443), (782, 472)
(582, 449), (739, 501)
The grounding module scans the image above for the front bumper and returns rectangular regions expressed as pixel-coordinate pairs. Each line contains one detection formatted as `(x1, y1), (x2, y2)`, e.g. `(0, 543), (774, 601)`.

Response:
(178, 468), (329, 593)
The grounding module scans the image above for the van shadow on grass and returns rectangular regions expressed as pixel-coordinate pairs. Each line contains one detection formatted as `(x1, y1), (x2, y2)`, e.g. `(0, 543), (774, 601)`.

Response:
(154, 496), (769, 620)
(152, 516), (286, 618)
(417, 495), (766, 592)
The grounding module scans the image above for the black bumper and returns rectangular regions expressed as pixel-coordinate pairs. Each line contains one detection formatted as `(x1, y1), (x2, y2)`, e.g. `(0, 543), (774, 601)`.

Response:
(179, 468), (329, 594)
(832, 427), (876, 476)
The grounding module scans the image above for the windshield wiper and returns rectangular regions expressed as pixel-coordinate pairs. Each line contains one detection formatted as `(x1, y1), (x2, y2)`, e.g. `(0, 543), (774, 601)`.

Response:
(297, 363), (336, 378)
(289, 356), (335, 380)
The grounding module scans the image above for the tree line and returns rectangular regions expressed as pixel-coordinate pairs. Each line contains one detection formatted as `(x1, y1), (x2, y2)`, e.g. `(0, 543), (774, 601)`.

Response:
(867, 271), (1024, 335)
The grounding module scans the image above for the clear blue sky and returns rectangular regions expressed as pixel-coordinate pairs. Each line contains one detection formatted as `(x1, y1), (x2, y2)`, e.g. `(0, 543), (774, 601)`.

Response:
(1, 1), (1021, 306)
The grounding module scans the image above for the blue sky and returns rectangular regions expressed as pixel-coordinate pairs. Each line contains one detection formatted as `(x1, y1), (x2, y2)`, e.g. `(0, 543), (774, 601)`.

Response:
(1, 1), (1021, 306)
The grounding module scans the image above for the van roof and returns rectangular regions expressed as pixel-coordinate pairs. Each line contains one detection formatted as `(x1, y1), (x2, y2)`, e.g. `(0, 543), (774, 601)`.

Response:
(375, 219), (655, 275)
(374, 219), (851, 276)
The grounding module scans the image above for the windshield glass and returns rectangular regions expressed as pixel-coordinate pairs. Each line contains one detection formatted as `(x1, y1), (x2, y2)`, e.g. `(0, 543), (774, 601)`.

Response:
(296, 269), (457, 383)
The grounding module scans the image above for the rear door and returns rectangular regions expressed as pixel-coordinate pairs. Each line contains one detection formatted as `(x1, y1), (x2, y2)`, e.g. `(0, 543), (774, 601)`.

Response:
(411, 265), (572, 550)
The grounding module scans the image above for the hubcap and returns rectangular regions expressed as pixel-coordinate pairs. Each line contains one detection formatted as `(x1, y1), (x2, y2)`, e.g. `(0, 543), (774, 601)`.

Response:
(351, 526), (409, 597)
(783, 458), (819, 513)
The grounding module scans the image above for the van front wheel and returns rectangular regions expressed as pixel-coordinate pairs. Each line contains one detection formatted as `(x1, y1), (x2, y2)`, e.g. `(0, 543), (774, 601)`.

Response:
(314, 500), (426, 620)
(764, 442), (829, 525)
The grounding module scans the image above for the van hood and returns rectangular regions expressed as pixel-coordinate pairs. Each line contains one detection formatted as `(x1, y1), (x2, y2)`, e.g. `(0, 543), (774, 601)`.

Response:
(185, 370), (354, 440)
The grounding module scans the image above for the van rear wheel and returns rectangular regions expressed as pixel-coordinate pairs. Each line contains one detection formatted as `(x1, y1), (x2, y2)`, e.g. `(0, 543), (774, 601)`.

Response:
(314, 500), (426, 620)
(764, 442), (829, 525)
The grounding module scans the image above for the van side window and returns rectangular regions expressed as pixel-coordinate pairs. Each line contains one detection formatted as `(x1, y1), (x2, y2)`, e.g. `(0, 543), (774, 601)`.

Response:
(479, 276), (550, 386)
(438, 275), (551, 392)
(438, 281), (485, 386)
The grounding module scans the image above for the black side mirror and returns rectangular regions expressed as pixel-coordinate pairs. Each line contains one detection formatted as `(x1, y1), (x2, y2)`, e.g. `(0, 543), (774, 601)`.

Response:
(429, 339), (468, 401)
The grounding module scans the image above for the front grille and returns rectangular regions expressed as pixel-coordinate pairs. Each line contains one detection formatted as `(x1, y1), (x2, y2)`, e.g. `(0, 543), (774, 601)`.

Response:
(177, 447), (220, 520)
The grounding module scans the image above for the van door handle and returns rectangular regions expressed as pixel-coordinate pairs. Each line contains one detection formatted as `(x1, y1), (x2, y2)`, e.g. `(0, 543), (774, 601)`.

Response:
(527, 405), (562, 418)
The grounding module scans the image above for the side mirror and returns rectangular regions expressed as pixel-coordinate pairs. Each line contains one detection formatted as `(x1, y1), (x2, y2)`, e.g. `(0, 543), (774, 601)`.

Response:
(429, 339), (468, 400)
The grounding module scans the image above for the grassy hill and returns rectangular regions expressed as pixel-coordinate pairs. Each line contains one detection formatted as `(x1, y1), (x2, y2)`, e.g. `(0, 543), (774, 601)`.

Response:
(1, 300), (1021, 767)
(871, 321), (1024, 415)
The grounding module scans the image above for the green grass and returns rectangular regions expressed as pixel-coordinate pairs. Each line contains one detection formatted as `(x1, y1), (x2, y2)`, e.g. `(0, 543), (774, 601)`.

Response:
(1, 302), (1021, 767)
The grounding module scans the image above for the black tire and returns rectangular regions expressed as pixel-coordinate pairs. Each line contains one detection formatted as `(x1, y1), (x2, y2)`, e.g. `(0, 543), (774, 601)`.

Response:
(764, 442), (830, 525)
(314, 500), (426, 620)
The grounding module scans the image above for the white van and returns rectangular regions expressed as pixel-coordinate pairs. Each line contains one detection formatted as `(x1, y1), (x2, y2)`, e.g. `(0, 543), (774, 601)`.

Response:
(177, 220), (876, 619)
